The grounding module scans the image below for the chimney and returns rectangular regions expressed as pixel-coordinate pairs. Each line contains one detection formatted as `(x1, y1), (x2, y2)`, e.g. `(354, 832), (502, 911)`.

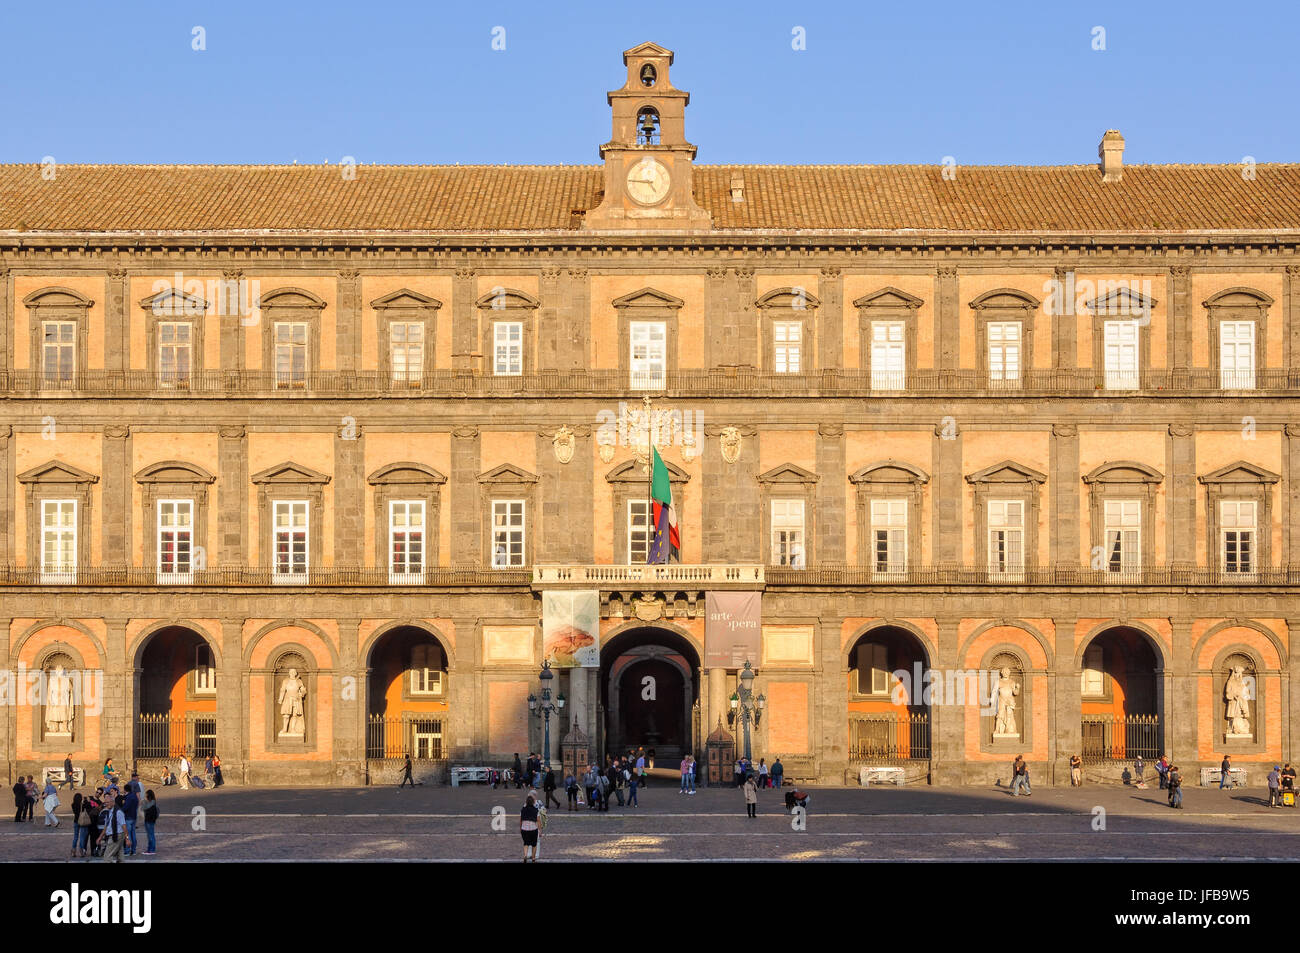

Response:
(1099, 129), (1125, 183)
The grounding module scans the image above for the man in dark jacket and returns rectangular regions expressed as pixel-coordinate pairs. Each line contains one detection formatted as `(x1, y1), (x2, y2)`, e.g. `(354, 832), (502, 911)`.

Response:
(1168, 765), (1184, 808)
(512, 753), (524, 789)
(543, 766), (560, 809)
(12, 780), (26, 822)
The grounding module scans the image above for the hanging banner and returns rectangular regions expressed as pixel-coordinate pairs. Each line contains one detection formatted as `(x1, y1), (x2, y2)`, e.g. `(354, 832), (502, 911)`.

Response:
(542, 590), (600, 668)
(705, 591), (762, 668)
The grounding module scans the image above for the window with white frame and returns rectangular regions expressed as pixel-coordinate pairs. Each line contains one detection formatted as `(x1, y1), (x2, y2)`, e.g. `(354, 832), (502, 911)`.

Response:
(1103, 499), (1141, 573)
(870, 499), (907, 574)
(272, 500), (309, 579)
(42, 321), (76, 384)
(390, 321), (425, 385)
(1219, 321), (1255, 390)
(858, 642), (891, 696)
(493, 321), (522, 376)
(870, 321), (905, 389)
(1103, 320), (1139, 389)
(1081, 644), (1105, 696)
(274, 322), (308, 388)
(770, 499), (805, 567)
(491, 500), (525, 567)
(629, 321), (667, 389)
(388, 500), (425, 579)
(194, 643), (216, 695)
(158, 499), (194, 579)
(40, 499), (77, 579)
(773, 321), (802, 374)
(1220, 499), (1256, 574)
(628, 499), (651, 564)
(987, 500), (1025, 575)
(409, 643), (443, 696)
(158, 322), (193, 385)
(987, 321), (1022, 384)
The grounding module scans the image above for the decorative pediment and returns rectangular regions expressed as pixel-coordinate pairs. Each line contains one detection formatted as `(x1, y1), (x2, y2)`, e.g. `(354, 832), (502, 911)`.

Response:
(134, 460), (216, 485)
(966, 460), (1048, 485)
(756, 462), (820, 485)
(853, 287), (923, 310)
(1085, 284), (1157, 315)
(1082, 460), (1164, 485)
(611, 287), (685, 310)
(477, 463), (539, 484)
(138, 287), (208, 315)
(17, 460), (99, 485)
(969, 288), (1041, 311)
(250, 461), (331, 485)
(849, 460), (930, 485)
(756, 287), (821, 310)
(625, 40), (673, 59)
(605, 458), (690, 484)
(368, 462), (447, 486)
(259, 287), (326, 309)
(475, 288), (540, 310)
(1198, 461), (1280, 486)
(370, 289), (442, 310)
(23, 286), (93, 309)
(1203, 287), (1274, 309)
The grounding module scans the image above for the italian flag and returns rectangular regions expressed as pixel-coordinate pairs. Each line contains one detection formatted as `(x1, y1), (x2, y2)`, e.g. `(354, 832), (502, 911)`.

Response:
(647, 446), (680, 564)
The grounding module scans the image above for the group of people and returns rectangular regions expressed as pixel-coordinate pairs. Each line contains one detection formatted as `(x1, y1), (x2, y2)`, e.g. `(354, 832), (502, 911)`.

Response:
(1266, 763), (1297, 807)
(733, 757), (783, 789)
(569, 754), (647, 810)
(67, 779), (160, 860)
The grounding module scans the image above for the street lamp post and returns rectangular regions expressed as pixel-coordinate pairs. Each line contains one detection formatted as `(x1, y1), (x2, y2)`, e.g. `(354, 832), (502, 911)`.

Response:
(528, 659), (566, 769)
(728, 659), (766, 763)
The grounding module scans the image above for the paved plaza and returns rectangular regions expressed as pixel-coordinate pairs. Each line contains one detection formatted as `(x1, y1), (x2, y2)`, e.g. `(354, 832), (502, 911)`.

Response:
(6, 779), (1299, 862)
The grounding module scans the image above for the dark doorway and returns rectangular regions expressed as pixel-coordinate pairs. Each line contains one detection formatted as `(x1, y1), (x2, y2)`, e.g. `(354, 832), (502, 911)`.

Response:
(599, 626), (700, 763)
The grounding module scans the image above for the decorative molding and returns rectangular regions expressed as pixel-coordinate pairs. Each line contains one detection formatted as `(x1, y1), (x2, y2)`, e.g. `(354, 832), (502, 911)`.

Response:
(451, 426), (480, 439)
(1052, 424), (1078, 437)
(1168, 424), (1194, 438)
(103, 425), (130, 440)
(218, 425), (246, 439)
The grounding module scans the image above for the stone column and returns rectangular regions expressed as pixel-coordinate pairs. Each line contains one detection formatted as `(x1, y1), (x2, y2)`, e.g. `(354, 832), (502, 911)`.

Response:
(1169, 265), (1192, 374)
(1052, 266), (1076, 370)
(1286, 425), (1300, 567)
(1286, 266), (1300, 375)
(218, 426), (248, 566)
(705, 266), (727, 368)
(220, 269), (244, 381)
(817, 616), (847, 782)
(538, 267), (562, 371)
(561, 268), (591, 372)
(335, 268), (361, 374)
(333, 422), (365, 568)
(1167, 617), (1195, 764)
(817, 267), (843, 372)
(735, 267), (758, 368)
(0, 266), (11, 381)
(101, 426), (131, 567)
(452, 267), (477, 373)
(1050, 424), (1080, 569)
(0, 615), (11, 780)
(334, 617), (363, 783)
(104, 618), (129, 763)
(931, 421), (963, 567)
(217, 617), (246, 782)
(931, 617), (964, 785)
(816, 423), (846, 564)
(1053, 617), (1080, 780)
(0, 426), (13, 566)
(450, 427), (481, 565)
(935, 265), (960, 374)
(702, 424), (759, 562)
(1286, 618), (1300, 768)
(535, 426), (592, 564)
(105, 268), (129, 374)
(449, 616), (480, 759)
(1168, 424), (1196, 572)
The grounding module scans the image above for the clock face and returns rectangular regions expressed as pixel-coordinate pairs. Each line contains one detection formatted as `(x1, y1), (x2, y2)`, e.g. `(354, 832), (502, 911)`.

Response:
(626, 157), (671, 206)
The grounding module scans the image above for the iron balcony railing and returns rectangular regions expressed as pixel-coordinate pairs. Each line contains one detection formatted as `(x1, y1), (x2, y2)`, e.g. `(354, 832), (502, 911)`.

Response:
(1080, 714), (1162, 765)
(765, 565), (1300, 587)
(0, 565), (531, 587)
(4, 366), (1300, 398)
(365, 714), (446, 760)
(848, 712), (931, 764)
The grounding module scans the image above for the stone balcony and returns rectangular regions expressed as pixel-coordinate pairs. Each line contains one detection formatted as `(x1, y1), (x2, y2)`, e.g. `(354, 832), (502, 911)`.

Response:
(531, 563), (764, 589)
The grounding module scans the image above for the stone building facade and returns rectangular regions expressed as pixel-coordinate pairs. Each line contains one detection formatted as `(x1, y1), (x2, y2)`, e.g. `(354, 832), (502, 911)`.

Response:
(3, 43), (1300, 785)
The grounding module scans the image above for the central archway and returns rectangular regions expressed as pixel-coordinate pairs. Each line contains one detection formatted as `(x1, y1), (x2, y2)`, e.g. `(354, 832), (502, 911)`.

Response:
(599, 625), (700, 764)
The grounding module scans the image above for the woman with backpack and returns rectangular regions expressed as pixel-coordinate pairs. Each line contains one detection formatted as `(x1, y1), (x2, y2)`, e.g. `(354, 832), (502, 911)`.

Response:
(78, 794), (101, 858)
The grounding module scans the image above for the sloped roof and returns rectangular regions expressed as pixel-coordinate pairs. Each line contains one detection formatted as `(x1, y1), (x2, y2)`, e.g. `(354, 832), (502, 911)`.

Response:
(2, 162), (1300, 234)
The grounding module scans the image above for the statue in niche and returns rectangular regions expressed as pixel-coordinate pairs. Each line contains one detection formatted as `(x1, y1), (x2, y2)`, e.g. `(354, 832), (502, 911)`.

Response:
(1224, 665), (1251, 737)
(45, 666), (75, 736)
(278, 667), (307, 737)
(993, 667), (1020, 737)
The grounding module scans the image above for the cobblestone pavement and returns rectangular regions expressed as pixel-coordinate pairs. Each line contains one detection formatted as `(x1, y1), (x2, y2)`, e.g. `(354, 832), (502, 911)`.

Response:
(5, 782), (1298, 862)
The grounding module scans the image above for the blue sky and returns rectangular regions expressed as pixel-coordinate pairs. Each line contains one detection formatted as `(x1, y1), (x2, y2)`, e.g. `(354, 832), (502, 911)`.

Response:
(1, 0), (1296, 166)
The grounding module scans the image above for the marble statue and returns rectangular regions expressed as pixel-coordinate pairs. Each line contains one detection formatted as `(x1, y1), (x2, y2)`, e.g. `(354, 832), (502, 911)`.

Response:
(994, 667), (1020, 736)
(279, 667), (307, 736)
(45, 666), (74, 736)
(1225, 665), (1251, 736)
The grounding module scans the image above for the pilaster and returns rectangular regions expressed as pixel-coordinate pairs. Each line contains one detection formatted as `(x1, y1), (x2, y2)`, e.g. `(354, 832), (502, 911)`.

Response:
(815, 422), (846, 564)
(101, 425), (131, 563)
(931, 421), (962, 566)
(936, 265), (960, 372)
(1167, 424), (1196, 572)
(450, 427), (481, 564)
(333, 421), (365, 567)
(335, 268), (361, 373)
(105, 267), (129, 373)
(452, 266), (477, 372)
(217, 426), (248, 565)
(817, 267), (843, 371)
(1050, 423), (1080, 568)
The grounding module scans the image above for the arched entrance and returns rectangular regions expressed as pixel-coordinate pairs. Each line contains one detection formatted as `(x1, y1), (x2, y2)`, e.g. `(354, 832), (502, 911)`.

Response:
(365, 625), (449, 761)
(847, 625), (931, 764)
(600, 626), (700, 764)
(134, 625), (218, 761)
(1079, 625), (1164, 764)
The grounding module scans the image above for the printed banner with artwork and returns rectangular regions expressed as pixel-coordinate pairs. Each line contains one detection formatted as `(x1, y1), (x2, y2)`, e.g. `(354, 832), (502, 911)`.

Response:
(705, 591), (762, 668)
(542, 590), (600, 668)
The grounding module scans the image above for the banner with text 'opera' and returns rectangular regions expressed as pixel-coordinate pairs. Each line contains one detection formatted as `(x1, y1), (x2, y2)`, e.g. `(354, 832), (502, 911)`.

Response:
(542, 590), (600, 668)
(705, 591), (761, 668)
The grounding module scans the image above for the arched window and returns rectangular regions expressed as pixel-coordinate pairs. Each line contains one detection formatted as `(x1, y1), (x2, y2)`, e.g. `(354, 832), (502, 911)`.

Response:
(636, 107), (661, 145)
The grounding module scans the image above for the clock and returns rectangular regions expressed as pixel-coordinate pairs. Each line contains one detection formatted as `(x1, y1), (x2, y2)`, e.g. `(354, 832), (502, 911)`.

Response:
(626, 157), (671, 206)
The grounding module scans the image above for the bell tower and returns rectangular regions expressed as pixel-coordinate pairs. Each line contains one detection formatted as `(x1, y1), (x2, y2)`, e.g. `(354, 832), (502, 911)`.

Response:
(583, 42), (712, 231)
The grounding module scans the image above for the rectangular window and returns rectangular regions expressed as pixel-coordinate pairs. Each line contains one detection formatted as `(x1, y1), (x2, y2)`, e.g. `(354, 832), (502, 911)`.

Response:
(40, 499), (77, 582)
(1081, 645), (1105, 696)
(274, 322), (308, 389)
(858, 643), (891, 696)
(42, 321), (76, 384)
(390, 321), (425, 385)
(987, 500), (1025, 576)
(493, 322), (522, 376)
(389, 500), (425, 582)
(491, 500), (525, 568)
(773, 321), (802, 374)
(1103, 499), (1141, 574)
(870, 499), (907, 575)
(1220, 499), (1256, 574)
(630, 321), (667, 390)
(628, 499), (651, 565)
(409, 644), (443, 696)
(771, 499), (806, 568)
(273, 500), (309, 581)
(158, 322), (193, 386)
(1219, 321), (1255, 390)
(1103, 320), (1139, 390)
(870, 321), (905, 390)
(410, 718), (443, 759)
(158, 499), (194, 581)
(987, 321), (1022, 385)
(195, 644), (216, 695)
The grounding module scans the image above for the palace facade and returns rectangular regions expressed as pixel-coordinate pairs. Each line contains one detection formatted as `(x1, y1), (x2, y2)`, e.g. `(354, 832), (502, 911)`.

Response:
(3, 43), (1300, 785)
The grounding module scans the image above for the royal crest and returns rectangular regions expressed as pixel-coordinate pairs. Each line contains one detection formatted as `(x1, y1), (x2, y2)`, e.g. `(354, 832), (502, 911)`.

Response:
(553, 426), (575, 465)
(720, 426), (742, 464)
(632, 596), (664, 622)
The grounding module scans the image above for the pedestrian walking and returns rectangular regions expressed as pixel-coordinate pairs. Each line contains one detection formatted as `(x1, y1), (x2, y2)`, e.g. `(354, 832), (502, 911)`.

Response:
(758, 759), (770, 789)
(1156, 754), (1170, 790)
(142, 790), (158, 854)
(73, 794), (97, 858)
(733, 759), (744, 788)
(743, 775), (758, 818)
(519, 794), (540, 863)
(1133, 756), (1147, 789)
(771, 757), (784, 789)
(1219, 755), (1233, 789)
(68, 793), (83, 856)
(636, 752), (648, 787)
(1069, 753), (1083, 786)
(96, 795), (128, 863)
(679, 756), (692, 793)
(1167, 764), (1183, 808)
(398, 754), (415, 789)
(178, 753), (192, 790)
(25, 776), (38, 822)
(543, 766), (560, 809)
(59, 754), (76, 791)
(1269, 765), (1282, 808)
(1010, 755), (1031, 796)
(512, 754), (524, 789)
(626, 768), (639, 807)
(211, 754), (223, 788)
(565, 771), (579, 810)
(12, 777), (26, 823)
(42, 780), (60, 827)
(121, 783), (139, 855)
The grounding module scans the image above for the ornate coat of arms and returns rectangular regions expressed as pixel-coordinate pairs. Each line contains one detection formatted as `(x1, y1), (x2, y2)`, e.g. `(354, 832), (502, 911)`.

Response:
(720, 426), (742, 464)
(553, 425), (576, 465)
(632, 596), (664, 622)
